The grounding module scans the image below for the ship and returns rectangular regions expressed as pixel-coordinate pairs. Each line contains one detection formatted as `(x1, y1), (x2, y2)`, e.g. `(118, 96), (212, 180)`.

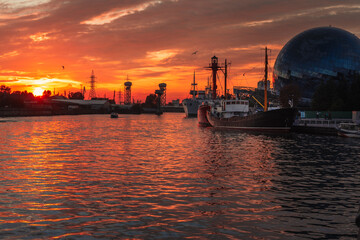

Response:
(110, 112), (119, 118)
(197, 55), (229, 124)
(182, 98), (201, 118)
(198, 103), (211, 126)
(199, 98), (250, 127)
(199, 47), (297, 133)
(337, 122), (360, 138)
(206, 105), (297, 132)
(182, 71), (211, 117)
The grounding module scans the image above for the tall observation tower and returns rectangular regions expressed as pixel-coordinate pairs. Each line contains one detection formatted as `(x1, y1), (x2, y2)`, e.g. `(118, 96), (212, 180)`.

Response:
(89, 70), (96, 99)
(159, 83), (167, 106)
(124, 81), (132, 105)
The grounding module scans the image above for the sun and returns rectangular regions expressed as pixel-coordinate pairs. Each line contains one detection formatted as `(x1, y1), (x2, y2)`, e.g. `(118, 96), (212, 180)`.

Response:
(33, 87), (44, 97)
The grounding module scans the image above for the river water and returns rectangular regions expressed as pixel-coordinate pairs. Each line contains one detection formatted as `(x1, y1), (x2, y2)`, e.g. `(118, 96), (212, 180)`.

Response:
(0, 113), (359, 239)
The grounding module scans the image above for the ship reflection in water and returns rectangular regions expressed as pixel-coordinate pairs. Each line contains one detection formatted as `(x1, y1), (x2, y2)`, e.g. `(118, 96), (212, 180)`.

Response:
(0, 114), (359, 239)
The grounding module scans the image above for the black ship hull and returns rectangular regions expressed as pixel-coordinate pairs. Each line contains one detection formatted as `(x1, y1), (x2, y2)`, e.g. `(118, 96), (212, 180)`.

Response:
(206, 108), (297, 133)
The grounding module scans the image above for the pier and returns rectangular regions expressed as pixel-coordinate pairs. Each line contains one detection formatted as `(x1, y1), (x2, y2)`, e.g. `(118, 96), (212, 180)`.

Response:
(292, 111), (355, 135)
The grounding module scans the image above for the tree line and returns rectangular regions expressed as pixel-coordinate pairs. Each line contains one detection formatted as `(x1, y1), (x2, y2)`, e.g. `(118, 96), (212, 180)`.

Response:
(0, 85), (36, 108)
(279, 74), (360, 111)
(0, 85), (85, 108)
(311, 75), (360, 111)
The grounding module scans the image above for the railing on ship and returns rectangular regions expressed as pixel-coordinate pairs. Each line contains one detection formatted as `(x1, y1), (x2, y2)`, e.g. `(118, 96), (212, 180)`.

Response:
(295, 118), (353, 128)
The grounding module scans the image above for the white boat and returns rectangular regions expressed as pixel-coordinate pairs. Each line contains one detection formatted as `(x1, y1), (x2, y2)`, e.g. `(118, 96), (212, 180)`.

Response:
(110, 112), (118, 118)
(182, 71), (211, 117)
(337, 122), (360, 138)
(183, 98), (201, 117)
(198, 98), (249, 126)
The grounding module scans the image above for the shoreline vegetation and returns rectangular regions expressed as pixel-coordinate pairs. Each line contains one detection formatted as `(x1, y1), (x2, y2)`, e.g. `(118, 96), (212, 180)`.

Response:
(0, 85), (183, 117)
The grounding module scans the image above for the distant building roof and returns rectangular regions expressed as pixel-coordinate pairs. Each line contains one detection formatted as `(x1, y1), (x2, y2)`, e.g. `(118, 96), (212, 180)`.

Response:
(51, 99), (109, 105)
(50, 96), (67, 100)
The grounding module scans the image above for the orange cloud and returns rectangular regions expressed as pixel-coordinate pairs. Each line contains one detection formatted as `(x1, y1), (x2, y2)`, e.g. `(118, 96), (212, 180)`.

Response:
(29, 32), (51, 42)
(0, 0), (359, 102)
(146, 49), (182, 61)
(0, 51), (19, 58)
(81, 1), (163, 25)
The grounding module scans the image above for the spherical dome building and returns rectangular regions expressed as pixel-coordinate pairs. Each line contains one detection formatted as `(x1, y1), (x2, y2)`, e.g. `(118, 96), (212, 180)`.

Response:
(273, 27), (360, 102)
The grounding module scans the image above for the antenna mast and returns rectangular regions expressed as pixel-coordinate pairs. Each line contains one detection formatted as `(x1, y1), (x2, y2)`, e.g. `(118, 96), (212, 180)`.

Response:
(264, 47), (268, 112)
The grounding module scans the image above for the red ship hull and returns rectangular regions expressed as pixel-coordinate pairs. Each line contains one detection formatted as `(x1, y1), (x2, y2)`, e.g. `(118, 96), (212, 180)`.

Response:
(197, 105), (211, 127)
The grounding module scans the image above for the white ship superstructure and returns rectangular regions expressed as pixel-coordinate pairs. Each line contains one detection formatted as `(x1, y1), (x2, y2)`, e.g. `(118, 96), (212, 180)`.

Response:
(182, 71), (211, 117)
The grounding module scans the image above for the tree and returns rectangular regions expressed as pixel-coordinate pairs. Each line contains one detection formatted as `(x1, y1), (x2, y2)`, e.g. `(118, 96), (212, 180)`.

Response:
(0, 85), (11, 93)
(68, 92), (84, 99)
(0, 85), (11, 107)
(312, 81), (328, 110)
(312, 79), (339, 110)
(279, 84), (301, 108)
(349, 75), (360, 110)
(0, 86), (35, 108)
(42, 90), (52, 98)
(311, 76), (360, 111)
(143, 94), (157, 107)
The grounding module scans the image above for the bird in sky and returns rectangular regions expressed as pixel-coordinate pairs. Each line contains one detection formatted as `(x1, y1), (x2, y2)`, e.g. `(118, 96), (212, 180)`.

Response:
(192, 51), (198, 55)
(62, 66), (65, 70)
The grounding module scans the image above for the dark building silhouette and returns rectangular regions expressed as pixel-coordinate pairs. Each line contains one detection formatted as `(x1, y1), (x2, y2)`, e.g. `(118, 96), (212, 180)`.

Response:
(274, 27), (360, 104)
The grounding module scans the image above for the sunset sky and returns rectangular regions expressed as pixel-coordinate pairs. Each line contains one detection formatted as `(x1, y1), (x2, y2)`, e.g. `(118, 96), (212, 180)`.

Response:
(0, 0), (359, 102)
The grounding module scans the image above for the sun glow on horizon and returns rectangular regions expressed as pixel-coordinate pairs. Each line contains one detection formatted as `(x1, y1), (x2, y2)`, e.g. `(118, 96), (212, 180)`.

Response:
(33, 87), (44, 96)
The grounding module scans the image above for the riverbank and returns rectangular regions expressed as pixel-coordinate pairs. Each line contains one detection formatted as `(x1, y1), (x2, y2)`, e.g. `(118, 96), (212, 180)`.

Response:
(0, 105), (184, 117)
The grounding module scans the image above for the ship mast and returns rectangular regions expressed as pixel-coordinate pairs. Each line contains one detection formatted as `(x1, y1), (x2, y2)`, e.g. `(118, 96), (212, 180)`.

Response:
(264, 47), (268, 112)
(224, 59), (228, 99)
(206, 56), (221, 100)
(191, 70), (197, 100)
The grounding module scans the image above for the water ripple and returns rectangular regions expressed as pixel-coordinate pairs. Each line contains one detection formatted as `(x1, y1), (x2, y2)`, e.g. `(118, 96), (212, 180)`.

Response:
(0, 114), (359, 239)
